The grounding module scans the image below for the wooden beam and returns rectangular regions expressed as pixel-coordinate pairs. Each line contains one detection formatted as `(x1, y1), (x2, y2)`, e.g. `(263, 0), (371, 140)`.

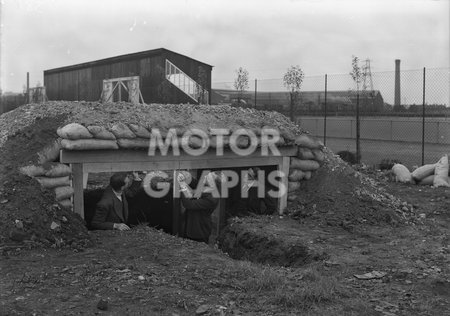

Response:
(278, 156), (290, 215)
(71, 163), (84, 219)
(60, 146), (298, 164)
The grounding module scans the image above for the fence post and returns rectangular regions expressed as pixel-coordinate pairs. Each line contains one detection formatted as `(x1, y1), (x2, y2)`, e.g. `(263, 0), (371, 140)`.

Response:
(26, 72), (30, 104)
(323, 74), (327, 145)
(254, 78), (257, 108)
(421, 67), (426, 165)
(356, 91), (360, 164)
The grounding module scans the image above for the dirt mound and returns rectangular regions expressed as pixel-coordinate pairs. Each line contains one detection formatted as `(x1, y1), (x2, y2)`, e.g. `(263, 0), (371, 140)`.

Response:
(286, 148), (418, 228)
(0, 111), (91, 250)
(0, 101), (304, 248)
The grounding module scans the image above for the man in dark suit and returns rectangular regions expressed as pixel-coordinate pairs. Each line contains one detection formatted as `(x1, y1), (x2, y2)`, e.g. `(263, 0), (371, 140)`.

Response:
(91, 172), (141, 231)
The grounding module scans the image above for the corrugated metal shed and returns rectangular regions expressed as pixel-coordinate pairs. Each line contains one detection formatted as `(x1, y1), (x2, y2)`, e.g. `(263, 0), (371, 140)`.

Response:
(44, 48), (213, 104)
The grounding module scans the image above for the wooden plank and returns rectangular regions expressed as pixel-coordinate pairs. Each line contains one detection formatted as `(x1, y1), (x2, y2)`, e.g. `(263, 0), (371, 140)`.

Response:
(60, 146), (297, 164)
(83, 161), (181, 173)
(83, 172), (88, 189)
(71, 163), (84, 219)
(179, 156), (283, 169)
(278, 156), (290, 215)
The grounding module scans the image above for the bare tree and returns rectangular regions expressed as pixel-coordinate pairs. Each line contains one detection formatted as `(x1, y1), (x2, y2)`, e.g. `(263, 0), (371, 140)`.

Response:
(233, 67), (249, 105)
(283, 65), (304, 120)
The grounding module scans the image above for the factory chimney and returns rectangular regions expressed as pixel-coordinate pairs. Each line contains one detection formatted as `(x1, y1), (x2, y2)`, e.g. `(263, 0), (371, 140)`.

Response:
(394, 59), (401, 107)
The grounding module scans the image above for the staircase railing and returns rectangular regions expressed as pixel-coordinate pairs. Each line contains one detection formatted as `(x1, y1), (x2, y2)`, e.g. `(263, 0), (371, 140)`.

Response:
(165, 59), (209, 104)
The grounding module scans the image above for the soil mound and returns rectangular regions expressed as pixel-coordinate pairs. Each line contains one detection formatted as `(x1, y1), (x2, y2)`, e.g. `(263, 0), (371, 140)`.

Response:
(286, 148), (417, 228)
(0, 101), (303, 249)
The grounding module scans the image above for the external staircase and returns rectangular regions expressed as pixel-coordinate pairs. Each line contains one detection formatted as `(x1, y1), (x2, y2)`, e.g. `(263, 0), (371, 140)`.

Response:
(165, 59), (209, 104)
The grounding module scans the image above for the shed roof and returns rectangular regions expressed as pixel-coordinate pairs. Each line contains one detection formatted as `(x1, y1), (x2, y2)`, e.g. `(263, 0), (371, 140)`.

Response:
(44, 48), (214, 75)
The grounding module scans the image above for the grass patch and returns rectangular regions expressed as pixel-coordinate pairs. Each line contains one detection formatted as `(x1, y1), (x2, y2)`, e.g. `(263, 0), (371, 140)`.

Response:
(232, 261), (345, 310)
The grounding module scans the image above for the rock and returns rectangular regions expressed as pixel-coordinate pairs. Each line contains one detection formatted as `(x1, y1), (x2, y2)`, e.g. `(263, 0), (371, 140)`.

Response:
(15, 220), (23, 229)
(354, 271), (387, 280)
(50, 221), (60, 230)
(9, 229), (28, 242)
(196, 304), (212, 315)
(97, 298), (108, 311)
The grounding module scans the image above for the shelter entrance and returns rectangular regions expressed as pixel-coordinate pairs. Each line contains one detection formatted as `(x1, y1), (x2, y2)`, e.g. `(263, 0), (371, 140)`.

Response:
(60, 147), (296, 235)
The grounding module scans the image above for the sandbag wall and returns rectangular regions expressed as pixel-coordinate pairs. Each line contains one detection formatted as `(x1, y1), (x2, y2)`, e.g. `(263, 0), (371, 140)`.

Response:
(287, 134), (324, 201)
(19, 163), (74, 210)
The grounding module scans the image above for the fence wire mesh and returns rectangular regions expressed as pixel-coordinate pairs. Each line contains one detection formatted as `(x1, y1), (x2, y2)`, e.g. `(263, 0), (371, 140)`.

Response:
(213, 68), (449, 168)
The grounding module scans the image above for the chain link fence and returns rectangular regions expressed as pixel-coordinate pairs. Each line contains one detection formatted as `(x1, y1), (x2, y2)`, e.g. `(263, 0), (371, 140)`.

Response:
(213, 68), (449, 169)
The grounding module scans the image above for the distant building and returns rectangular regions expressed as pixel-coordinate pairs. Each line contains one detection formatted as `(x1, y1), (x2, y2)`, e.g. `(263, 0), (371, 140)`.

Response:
(44, 48), (213, 104)
(212, 89), (385, 113)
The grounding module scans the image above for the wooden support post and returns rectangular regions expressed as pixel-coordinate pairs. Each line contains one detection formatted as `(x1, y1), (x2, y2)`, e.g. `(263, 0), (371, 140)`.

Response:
(83, 172), (88, 189)
(71, 163), (84, 219)
(278, 156), (290, 215)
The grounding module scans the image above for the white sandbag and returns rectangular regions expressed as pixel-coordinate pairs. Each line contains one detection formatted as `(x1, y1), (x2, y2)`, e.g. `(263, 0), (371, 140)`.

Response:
(58, 199), (72, 209)
(117, 138), (150, 149)
(294, 134), (323, 149)
(44, 163), (72, 177)
(61, 139), (119, 151)
(209, 135), (230, 149)
(433, 155), (450, 187)
(297, 147), (315, 160)
(54, 186), (74, 201)
(303, 171), (312, 180)
(129, 124), (152, 139)
(287, 193), (299, 202)
(87, 125), (116, 140)
(392, 164), (413, 183)
(20, 165), (46, 177)
(57, 123), (93, 140)
(37, 139), (62, 164)
(290, 157), (320, 171)
(288, 181), (301, 193)
(412, 163), (436, 181)
(418, 175), (434, 185)
(36, 176), (70, 189)
(288, 169), (305, 182)
(312, 148), (325, 163)
(109, 123), (136, 139)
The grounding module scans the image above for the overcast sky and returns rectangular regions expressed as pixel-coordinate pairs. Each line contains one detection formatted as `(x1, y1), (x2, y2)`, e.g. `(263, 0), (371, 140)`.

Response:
(0, 0), (448, 96)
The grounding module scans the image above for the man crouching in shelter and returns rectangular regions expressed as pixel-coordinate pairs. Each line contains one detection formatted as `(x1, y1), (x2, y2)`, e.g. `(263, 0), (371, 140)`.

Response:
(91, 172), (141, 231)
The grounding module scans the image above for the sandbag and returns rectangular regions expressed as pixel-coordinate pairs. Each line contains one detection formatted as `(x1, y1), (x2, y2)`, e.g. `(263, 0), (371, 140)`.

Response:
(303, 171), (312, 180)
(297, 147), (315, 160)
(20, 165), (46, 177)
(288, 169), (305, 182)
(418, 175), (434, 185)
(44, 163), (72, 177)
(109, 123), (136, 139)
(294, 134), (323, 149)
(209, 135), (230, 149)
(181, 136), (209, 150)
(129, 124), (152, 139)
(288, 181), (301, 193)
(87, 125), (116, 140)
(54, 186), (74, 201)
(392, 164), (413, 183)
(287, 193), (300, 202)
(61, 139), (119, 150)
(290, 157), (320, 171)
(58, 199), (72, 209)
(312, 148), (325, 163)
(433, 155), (450, 187)
(36, 176), (70, 189)
(411, 164), (436, 181)
(57, 123), (93, 140)
(37, 139), (62, 164)
(117, 138), (150, 149)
